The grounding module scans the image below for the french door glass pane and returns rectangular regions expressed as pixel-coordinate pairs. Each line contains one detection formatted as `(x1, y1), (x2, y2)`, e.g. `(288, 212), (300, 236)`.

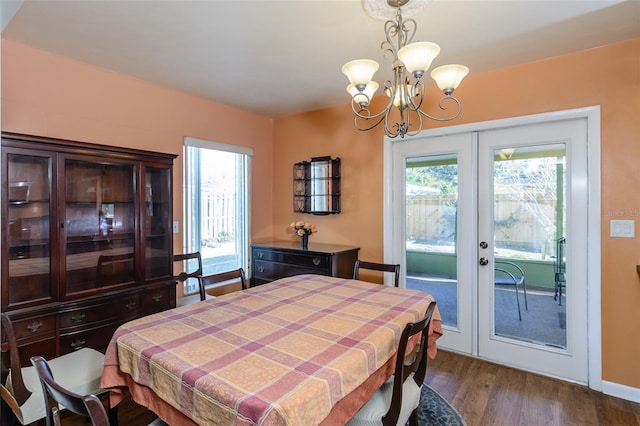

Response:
(405, 154), (459, 328)
(185, 146), (248, 294)
(492, 144), (567, 349)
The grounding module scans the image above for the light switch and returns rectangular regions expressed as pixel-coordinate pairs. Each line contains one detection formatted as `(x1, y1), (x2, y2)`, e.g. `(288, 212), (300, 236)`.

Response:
(173, 221), (179, 234)
(610, 219), (634, 238)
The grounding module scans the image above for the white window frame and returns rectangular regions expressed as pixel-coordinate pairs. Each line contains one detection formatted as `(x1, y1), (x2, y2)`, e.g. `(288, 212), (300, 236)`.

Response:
(183, 137), (253, 292)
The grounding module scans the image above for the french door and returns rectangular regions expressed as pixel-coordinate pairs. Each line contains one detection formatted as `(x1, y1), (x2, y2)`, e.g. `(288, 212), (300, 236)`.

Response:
(385, 113), (596, 384)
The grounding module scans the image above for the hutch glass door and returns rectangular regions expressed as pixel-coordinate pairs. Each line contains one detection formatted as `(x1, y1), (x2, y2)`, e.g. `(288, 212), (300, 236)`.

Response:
(62, 157), (136, 297)
(4, 151), (54, 309)
(144, 164), (173, 280)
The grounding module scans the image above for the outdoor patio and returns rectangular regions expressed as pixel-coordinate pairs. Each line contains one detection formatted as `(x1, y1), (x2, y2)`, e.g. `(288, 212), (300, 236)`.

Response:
(407, 275), (567, 349)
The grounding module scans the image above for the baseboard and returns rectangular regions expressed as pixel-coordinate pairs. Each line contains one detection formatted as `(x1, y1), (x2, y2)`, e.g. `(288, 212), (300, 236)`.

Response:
(602, 380), (640, 403)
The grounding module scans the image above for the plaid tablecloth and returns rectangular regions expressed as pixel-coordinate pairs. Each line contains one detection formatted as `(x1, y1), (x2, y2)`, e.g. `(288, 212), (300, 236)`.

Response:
(101, 274), (441, 426)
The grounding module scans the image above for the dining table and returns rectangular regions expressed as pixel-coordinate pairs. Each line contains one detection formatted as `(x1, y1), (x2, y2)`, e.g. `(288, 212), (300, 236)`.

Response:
(100, 274), (442, 426)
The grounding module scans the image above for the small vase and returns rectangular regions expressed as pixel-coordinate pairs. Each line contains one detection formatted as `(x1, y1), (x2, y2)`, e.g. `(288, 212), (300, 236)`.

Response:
(301, 234), (309, 250)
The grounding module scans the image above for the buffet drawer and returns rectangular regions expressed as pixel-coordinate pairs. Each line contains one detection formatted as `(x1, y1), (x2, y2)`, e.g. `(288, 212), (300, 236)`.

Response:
(252, 249), (329, 270)
(253, 259), (325, 281)
(250, 242), (359, 287)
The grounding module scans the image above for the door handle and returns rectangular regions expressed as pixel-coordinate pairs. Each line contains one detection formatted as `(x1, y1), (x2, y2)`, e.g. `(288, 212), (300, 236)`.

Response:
(479, 257), (489, 266)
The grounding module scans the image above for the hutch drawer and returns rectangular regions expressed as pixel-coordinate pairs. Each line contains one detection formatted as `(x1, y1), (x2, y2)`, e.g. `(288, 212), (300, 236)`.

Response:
(7, 310), (58, 368)
(143, 284), (175, 314)
(59, 294), (141, 330)
(60, 322), (123, 354)
(11, 313), (57, 342)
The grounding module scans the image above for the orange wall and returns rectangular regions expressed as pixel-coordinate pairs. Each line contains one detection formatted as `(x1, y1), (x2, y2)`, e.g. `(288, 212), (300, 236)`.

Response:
(2, 36), (640, 390)
(273, 39), (640, 390)
(1, 39), (275, 267)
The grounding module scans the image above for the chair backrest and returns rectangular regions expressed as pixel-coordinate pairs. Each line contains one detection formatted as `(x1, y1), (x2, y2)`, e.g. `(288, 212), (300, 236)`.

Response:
(383, 301), (437, 426)
(30, 356), (109, 426)
(1, 313), (31, 410)
(353, 260), (401, 287)
(494, 260), (525, 285)
(173, 252), (204, 298)
(199, 268), (248, 300)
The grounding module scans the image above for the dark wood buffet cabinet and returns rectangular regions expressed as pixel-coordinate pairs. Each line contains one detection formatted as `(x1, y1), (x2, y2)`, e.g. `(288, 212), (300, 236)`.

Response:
(251, 241), (360, 287)
(1, 132), (177, 367)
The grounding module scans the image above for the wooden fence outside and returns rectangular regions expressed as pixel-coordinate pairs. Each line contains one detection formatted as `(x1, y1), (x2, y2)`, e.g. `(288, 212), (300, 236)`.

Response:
(201, 191), (236, 245)
(406, 193), (558, 256)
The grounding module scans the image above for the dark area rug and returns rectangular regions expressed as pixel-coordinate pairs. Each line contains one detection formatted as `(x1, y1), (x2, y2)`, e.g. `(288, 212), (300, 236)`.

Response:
(417, 384), (466, 426)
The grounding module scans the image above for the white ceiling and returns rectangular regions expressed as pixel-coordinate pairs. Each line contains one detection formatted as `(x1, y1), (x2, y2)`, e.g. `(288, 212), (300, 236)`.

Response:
(2, 0), (639, 119)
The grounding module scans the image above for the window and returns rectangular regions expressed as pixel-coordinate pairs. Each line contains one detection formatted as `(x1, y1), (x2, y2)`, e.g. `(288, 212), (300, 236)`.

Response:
(183, 137), (252, 294)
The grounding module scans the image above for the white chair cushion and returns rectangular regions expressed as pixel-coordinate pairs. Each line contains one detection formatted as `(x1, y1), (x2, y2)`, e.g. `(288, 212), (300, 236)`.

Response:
(348, 376), (422, 426)
(5, 348), (105, 425)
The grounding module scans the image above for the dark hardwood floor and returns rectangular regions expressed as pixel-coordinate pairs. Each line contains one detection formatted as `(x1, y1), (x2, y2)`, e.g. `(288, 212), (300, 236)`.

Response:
(60, 350), (639, 425)
(427, 350), (640, 426)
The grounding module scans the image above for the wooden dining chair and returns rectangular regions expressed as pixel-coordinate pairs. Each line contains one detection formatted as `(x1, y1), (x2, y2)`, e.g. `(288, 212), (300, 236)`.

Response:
(30, 356), (110, 426)
(347, 301), (437, 426)
(353, 260), (401, 287)
(173, 252), (204, 305)
(200, 268), (248, 299)
(30, 355), (169, 426)
(0, 313), (107, 426)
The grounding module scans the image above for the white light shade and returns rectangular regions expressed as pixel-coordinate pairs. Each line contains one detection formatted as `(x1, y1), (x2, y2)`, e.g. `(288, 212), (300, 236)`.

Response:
(347, 81), (379, 106)
(342, 59), (379, 86)
(397, 41), (440, 75)
(430, 64), (469, 92)
(385, 84), (415, 107)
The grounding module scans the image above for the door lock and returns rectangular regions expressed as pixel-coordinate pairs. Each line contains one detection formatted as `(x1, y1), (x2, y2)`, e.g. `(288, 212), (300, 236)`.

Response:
(479, 257), (489, 266)
(480, 241), (488, 249)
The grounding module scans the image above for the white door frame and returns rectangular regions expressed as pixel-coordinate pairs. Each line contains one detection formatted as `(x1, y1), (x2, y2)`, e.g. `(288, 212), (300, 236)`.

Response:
(383, 106), (601, 391)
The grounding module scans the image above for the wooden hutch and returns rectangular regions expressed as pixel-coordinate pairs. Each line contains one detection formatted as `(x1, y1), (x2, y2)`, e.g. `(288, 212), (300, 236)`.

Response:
(1, 132), (177, 367)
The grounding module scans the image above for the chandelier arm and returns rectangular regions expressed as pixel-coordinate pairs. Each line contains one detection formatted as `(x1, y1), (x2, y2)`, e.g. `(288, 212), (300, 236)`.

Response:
(384, 104), (403, 138)
(407, 79), (425, 111)
(404, 102), (417, 137)
(354, 113), (387, 133)
(350, 94), (397, 134)
(348, 92), (373, 111)
(415, 95), (463, 122)
(397, 98), (421, 138)
(410, 110), (423, 137)
(349, 88), (397, 121)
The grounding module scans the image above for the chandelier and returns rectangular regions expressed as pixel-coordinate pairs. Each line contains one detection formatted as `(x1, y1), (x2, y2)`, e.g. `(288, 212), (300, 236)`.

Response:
(342, 0), (469, 139)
